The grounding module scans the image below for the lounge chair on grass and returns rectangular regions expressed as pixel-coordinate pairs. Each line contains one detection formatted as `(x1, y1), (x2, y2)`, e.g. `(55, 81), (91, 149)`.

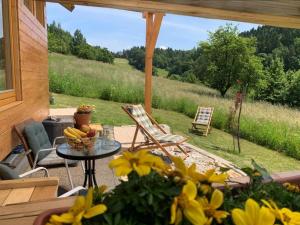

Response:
(122, 104), (188, 159)
(192, 106), (214, 136)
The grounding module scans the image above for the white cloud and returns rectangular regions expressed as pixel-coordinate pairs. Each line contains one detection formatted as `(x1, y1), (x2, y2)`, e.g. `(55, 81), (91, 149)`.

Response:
(159, 45), (168, 50)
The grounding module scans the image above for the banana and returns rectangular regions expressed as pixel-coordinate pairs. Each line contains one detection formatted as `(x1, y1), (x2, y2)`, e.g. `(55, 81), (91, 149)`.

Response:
(72, 128), (87, 137)
(67, 127), (81, 138)
(64, 129), (77, 139)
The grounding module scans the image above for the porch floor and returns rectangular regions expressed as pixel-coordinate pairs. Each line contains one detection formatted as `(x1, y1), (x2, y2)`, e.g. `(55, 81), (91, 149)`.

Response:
(46, 125), (245, 191)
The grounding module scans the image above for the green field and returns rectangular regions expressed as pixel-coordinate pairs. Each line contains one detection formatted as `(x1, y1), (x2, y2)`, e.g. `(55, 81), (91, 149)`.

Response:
(52, 93), (300, 172)
(49, 53), (300, 160)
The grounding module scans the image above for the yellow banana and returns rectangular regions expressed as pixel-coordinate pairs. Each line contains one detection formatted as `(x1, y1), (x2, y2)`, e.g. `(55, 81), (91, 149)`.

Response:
(72, 128), (87, 137)
(67, 127), (81, 138)
(64, 129), (77, 139)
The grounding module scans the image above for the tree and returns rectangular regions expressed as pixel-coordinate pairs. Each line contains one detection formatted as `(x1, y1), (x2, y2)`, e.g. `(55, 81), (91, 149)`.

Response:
(125, 47), (145, 71)
(285, 70), (300, 107)
(196, 24), (263, 97)
(47, 22), (72, 54)
(255, 57), (287, 104)
(71, 29), (86, 55)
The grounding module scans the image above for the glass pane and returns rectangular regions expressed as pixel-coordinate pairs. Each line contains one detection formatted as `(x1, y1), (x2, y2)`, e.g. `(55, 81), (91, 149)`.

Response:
(0, 0), (12, 92)
(23, 0), (32, 12)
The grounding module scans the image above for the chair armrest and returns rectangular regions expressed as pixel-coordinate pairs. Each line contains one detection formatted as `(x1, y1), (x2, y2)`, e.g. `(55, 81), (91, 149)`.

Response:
(58, 186), (86, 198)
(53, 136), (66, 148)
(19, 167), (49, 178)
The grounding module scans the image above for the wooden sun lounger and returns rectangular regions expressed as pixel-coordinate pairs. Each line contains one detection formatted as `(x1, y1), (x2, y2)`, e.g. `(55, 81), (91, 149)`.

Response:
(122, 105), (188, 159)
(192, 107), (214, 136)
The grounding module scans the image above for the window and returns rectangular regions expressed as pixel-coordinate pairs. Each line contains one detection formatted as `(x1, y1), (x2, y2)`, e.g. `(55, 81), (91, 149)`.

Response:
(0, 0), (21, 107)
(23, 0), (34, 13)
(23, 0), (45, 26)
(0, 0), (12, 92)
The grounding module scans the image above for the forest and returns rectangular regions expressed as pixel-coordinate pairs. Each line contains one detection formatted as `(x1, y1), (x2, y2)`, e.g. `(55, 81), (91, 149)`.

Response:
(48, 22), (300, 107)
(48, 22), (114, 64)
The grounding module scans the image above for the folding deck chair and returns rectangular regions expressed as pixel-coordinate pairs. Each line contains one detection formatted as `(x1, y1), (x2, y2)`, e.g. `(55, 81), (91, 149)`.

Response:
(122, 104), (188, 159)
(192, 107), (214, 136)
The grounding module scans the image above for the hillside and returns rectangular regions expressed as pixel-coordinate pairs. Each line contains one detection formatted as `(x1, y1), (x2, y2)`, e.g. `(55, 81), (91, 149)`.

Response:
(51, 93), (300, 172)
(48, 53), (300, 159)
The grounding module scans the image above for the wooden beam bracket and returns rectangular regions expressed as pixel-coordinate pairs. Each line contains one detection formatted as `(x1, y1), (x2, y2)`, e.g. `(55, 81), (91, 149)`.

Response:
(144, 12), (164, 114)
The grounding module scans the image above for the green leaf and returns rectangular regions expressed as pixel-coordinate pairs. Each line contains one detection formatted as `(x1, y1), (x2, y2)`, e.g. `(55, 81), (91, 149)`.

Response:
(251, 159), (272, 182)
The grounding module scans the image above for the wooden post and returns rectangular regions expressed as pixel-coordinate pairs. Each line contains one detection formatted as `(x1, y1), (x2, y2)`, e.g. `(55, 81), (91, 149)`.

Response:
(144, 12), (164, 114)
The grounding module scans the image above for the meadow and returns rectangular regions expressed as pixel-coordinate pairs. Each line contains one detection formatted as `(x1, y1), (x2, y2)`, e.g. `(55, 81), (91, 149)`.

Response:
(49, 53), (300, 159)
(52, 93), (300, 172)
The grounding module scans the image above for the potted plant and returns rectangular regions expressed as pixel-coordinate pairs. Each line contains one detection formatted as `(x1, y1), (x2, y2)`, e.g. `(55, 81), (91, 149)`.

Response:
(35, 150), (300, 225)
(74, 104), (95, 128)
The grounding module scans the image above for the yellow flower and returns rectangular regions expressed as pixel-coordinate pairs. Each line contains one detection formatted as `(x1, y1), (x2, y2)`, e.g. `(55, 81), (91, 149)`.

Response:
(198, 169), (228, 184)
(283, 183), (300, 193)
(199, 184), (212, 195)
(198, 189), (229, 223)
(109, 150), (168, 177)
(232, 198), (275, 225)
(263, 200), (300, 225)
(170, 156), (204, 183)
(49, 188), (107, 225)
(170, 180), (208, 225)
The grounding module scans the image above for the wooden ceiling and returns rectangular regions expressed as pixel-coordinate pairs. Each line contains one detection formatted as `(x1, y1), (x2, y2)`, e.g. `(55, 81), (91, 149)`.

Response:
(45, 0), (300, 29)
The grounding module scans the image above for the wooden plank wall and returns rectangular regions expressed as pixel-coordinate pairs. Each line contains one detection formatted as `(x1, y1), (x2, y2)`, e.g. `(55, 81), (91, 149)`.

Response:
(0, 1), (49, 160)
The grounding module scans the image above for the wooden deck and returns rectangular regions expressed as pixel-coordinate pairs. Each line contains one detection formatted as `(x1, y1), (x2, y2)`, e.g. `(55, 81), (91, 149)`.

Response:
(0, 178), (58, 207)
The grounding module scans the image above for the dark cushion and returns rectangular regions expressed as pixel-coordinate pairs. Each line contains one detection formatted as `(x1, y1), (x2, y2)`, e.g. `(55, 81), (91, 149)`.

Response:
(0, 164), (19, 180)
(24, 122), (52, 161)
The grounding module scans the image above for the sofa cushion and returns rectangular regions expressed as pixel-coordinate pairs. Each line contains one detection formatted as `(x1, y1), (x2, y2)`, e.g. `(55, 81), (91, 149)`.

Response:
(24, 122), (52, 161)
(0, 164), (19, 180)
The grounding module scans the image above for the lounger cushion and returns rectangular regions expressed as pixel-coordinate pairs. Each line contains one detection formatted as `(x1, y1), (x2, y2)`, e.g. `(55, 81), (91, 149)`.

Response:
(131, 105), (161, 136)
(195, 107), (213, 125)
(37, 150), (78, 167)
(0, 164), (19, 180)
(153, 133), (186, 143)
(130, 105), (186, 144)
(24, 122), (52, 161)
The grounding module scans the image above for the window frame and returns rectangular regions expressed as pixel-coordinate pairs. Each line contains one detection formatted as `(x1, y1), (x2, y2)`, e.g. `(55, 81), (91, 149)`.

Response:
(0, 0), (22, 108)
(23, 0), (45, 26)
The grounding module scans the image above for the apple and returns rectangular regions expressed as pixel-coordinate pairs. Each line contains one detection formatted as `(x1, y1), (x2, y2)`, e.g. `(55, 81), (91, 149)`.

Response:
(87, 129), (96, 137)
(80, 125), (91, 133)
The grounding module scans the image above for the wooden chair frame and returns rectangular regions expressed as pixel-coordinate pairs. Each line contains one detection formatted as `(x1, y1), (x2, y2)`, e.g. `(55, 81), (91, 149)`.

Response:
(192, 107), (214, 136)
(14, 118), (35, 167)
(122, 105), (188, 159)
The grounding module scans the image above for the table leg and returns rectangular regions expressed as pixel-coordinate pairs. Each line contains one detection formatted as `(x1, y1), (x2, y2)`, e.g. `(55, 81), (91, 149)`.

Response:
(83, 160), (88, 187)
(91, 160), (98, 187)
(83, 160), (98, 188)
(88, 160), (93, 188)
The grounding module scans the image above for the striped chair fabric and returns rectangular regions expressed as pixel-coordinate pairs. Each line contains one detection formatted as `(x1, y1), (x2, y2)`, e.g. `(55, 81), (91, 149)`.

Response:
(195, 107), (213, 125)
(130, 105), (185, 143)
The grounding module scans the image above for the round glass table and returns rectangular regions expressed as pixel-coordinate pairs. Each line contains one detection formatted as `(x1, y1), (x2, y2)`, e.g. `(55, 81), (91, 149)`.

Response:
(56, 138), (121, 188)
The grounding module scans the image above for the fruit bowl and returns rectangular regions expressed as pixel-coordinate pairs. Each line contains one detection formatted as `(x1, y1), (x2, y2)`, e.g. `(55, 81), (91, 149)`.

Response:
(66, 136), (97, 150)
(64, 127), (98, 151)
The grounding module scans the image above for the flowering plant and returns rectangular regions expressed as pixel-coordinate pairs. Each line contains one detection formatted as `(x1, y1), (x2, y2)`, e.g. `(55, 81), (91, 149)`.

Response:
(76, 104), (96, 114)
(48, 150), (300, 225)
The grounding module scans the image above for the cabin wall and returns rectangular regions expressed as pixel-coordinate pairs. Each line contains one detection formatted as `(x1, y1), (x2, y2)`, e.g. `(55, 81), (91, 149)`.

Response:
(0, 1), (49, 160)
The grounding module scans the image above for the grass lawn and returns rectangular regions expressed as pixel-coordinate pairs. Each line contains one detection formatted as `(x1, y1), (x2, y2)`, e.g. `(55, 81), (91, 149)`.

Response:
(52, 93), (300, 173)
(49, 53), (300, 160)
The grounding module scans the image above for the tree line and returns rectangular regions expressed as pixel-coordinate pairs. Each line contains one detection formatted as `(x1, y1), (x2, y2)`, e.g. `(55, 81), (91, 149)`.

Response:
(48, 21), (114, 64)
(121, 25), (300, 107)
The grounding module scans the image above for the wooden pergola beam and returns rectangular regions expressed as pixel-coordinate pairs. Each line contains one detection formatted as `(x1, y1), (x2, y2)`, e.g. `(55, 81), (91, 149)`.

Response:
(60, 3), (75, 11)
(44, 0), (300, 29)
(144, 12), (164, 114)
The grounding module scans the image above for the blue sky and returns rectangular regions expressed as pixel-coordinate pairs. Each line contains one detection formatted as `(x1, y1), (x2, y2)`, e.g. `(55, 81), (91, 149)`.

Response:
(46, 3), (259, 52)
